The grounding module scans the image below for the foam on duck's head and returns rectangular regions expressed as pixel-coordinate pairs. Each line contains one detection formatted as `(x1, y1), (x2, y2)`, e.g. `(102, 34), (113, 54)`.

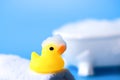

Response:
(42, 35), (66, 47)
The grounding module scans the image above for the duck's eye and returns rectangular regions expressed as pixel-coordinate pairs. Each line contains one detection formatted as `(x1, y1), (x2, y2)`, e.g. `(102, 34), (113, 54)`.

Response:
(49, 47), (54, 51)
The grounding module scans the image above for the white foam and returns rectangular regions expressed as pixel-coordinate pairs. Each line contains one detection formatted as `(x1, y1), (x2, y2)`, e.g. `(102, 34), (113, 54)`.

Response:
(0, 54), (53, 80)
(42, 35), (66, 47)
(53, 19), (120, 39)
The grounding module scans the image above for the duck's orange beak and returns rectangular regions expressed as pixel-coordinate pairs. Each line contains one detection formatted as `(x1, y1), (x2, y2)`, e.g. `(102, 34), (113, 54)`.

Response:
(57, 44), (66, 55)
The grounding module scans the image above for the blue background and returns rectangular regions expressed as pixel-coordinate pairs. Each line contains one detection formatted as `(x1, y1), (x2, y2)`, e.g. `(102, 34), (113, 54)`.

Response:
(0, 0), (120, 80)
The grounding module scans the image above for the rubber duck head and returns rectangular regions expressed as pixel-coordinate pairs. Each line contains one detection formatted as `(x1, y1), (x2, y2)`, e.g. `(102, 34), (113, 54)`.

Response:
(41, 35), (66, 56)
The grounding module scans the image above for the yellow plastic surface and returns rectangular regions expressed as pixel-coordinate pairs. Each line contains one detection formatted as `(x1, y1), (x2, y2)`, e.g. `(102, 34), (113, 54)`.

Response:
(30, 43), (66, 74)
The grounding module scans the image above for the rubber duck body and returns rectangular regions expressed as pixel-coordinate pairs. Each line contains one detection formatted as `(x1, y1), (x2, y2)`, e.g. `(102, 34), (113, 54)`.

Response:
(30, 35), (66, 74)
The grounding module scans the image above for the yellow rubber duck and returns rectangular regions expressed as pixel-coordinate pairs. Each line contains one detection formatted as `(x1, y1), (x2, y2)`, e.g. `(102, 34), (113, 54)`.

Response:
(30, 35), (66, 74)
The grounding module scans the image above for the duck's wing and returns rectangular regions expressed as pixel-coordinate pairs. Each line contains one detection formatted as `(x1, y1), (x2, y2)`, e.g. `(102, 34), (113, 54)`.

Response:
(31, 52), (40, 60)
